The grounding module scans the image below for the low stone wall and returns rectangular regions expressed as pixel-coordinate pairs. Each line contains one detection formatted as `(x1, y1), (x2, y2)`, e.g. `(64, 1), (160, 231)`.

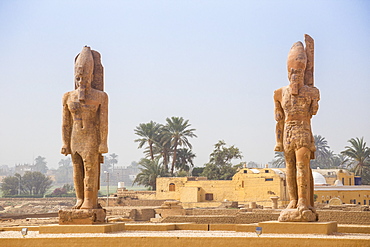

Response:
(317, 210), (370, 225)
(186, 209), (239, 216)
(163, 210), (370, 225)
(105, 207), (155, 221)
(98, 198), (165, 207)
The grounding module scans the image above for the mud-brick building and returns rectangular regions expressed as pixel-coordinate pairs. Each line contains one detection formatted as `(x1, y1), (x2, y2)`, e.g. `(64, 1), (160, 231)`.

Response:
(155, 168), (370, 207)
(156, 168), (290, 207)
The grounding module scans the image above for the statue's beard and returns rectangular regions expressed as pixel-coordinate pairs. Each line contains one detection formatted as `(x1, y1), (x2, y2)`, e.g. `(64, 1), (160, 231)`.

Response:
(78, 88), (86, 102)
(289, 81), (303, 95)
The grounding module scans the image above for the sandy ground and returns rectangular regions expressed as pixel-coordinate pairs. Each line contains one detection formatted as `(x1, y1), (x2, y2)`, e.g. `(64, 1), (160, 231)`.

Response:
(1, 230), (370, 239)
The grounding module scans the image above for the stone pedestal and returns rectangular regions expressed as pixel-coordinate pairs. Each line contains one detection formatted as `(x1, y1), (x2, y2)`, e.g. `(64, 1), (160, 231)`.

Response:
(270, 196), (279, 209)
(278, 208), (318, 222)
(258, 221), (337, 235)
(59, 209), (106, 225)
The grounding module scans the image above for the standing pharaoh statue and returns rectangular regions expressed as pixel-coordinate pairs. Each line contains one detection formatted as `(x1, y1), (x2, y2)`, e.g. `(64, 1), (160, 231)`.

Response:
(274, 35), (319, 222)
(61, 46), (108, 211)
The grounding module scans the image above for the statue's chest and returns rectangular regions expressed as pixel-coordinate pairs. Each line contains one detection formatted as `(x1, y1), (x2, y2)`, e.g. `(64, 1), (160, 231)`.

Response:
(282, 91), (311, 112)
(68, 101), (99, 115)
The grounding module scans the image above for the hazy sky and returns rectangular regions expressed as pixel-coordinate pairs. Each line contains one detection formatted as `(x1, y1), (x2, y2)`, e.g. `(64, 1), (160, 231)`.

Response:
(0, 0), (369, 169)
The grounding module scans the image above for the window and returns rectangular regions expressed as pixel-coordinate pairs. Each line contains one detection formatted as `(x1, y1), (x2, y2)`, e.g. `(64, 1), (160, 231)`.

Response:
(342, 178), (345, 185)
(205, 193), (214, 201)
(169, 183), (175, 191)
(244, 170), (248, 173)
(265, 178), (273, 181)
(242, 181), (244, 188)
(265, 170), (269, 173)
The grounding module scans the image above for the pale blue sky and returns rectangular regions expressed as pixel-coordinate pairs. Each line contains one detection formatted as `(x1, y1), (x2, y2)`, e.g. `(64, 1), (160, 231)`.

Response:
(0, 0), (369, 169)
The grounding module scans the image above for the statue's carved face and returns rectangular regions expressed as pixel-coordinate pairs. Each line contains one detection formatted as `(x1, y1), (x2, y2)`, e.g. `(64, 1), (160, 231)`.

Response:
(75, 67), (92, 89)
(75, 66), (93, 102)
(288, 68), (304, 95)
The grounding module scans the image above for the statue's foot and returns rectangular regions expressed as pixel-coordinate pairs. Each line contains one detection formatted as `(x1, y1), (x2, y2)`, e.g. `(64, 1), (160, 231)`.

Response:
(72, 199), (84, 209)
(80, 200), (94, 209)
(307, 204), (316, 213)
(297, 198), (309, 212)
(274, 143), (284, 152)
(286, 200), (297, 209)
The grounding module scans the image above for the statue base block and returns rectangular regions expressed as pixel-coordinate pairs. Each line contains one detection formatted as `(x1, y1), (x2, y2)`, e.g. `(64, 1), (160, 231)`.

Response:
(39, 223), (125, 234)
(258, 221), (337, 235)
(58, 209), (106, 225)
(278, 208), (318, 222)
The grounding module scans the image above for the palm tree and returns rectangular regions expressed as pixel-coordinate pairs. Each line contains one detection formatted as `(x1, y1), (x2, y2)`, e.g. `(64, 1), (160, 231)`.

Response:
(109, 153), (118, 171)
(146, 128), (172, 172)
(341, 137), (370, 183)
(272, 152), (285, 168)
(175, 148), (196, 173)
(134, 121), (162, 161)
(164, 117), (197, 176)
(133, 158), (167, 190)
(311, 135), (332, 168)
(34, 156), (48, 174)
(329, 154), (349, 168)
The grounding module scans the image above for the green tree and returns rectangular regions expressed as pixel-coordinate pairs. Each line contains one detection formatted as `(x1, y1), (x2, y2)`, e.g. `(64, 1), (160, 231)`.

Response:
(149, 128), (172, 172)
(311, 135), (333, 168)
(34, 156), (48, 174)
(192, 167), (204, 176)
(22, 171), (53, 195)
(174, 148), (196, 173)
(134, 121), (162, 161)
(1, 176), (20, 196)
(341, 137), (370, 184)
(133, 158), (167, 190)
(164, 117), (197, 176)
(329, 153), (350, 168)
(108, 153), (118, 171)
(271, 152), (285, 168)
(201, 140), (243, 180)
(55, 157), (73, 184)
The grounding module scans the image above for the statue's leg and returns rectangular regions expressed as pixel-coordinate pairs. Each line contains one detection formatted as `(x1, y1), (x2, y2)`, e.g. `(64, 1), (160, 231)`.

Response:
(295, 147), (311, 212)
(285, 150), (298, 209)
(309, 167), (315, 209)
(71, 153), (84, 209)
(80, 152), (100, 209)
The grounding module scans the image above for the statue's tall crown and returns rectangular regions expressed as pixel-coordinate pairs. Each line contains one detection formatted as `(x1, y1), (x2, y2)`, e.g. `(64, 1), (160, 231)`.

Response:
(75, 46), (94, 76)
(287, 41), (307, 71)
(74, 46), (104, 91)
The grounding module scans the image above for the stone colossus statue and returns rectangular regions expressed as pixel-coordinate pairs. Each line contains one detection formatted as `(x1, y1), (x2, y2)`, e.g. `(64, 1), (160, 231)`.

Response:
(61, 46), (108, 210)
(274, 35), (319, 222)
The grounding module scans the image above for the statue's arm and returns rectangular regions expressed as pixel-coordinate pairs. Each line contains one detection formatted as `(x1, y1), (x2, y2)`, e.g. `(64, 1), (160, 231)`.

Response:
(98, 92), (109, 154)
(61, 93), (72, 155)
(310, 87), (320, 116)
(274, 88), (284, 122)
(274, 88), (285, 151)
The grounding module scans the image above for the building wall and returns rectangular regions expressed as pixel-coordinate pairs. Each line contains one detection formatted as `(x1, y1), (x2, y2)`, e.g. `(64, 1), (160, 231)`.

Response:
(155, 168), (370, 207)
(314, 187), (370, 205)
(156, 168), (287, 207)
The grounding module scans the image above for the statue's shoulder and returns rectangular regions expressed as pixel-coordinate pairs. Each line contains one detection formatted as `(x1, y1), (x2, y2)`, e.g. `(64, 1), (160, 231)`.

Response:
(303, 85), (320, 99)
(274, 86), (287, 100)
(62, 91), (73, 103)
(91, 88), (108, 101)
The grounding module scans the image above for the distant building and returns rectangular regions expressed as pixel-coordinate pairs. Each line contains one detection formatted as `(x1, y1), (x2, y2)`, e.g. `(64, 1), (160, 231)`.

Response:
(155, 168), (370, 207)
(14, 164), (34, 176)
